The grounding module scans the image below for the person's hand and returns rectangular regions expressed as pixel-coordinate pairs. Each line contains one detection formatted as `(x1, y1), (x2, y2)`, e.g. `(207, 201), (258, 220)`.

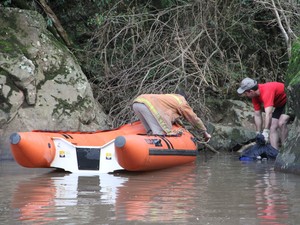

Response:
(262, 129), (270, 144)
(203, 131), (211, 142)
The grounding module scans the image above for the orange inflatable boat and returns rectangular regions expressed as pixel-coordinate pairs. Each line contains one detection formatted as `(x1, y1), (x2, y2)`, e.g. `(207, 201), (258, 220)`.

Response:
(114, 134), (197, 171)
(10, 121), (198, 173)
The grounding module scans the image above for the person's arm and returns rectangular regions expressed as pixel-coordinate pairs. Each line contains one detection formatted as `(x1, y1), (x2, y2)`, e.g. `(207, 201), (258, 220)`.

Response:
(264, 106), (273, 130)
(180, 104), (211, 141)
(259, 106), (273, 143)
(254, 110), (263, 133)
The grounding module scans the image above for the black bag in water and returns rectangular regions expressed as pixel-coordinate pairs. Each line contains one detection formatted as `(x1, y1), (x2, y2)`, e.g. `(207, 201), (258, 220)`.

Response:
(239, 134), (279, 161)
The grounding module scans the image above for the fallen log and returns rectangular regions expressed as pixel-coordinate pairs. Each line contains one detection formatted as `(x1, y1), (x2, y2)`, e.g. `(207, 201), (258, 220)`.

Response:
(237, 142), (256, 153)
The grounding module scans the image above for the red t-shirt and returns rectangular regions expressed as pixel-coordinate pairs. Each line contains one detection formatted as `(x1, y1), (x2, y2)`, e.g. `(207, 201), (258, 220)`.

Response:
(252, 82), (287, 111)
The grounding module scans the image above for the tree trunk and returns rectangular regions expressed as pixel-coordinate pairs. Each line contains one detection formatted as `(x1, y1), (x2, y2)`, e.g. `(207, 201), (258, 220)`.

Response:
(38, 0), (72, 47)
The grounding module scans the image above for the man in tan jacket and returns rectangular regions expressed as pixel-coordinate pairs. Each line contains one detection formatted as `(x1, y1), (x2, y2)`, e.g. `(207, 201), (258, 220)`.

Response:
(132, 93), (211, 141)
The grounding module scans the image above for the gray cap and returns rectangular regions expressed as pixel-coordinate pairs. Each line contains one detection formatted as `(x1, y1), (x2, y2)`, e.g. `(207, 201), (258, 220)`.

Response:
(237, 77), (257, 94)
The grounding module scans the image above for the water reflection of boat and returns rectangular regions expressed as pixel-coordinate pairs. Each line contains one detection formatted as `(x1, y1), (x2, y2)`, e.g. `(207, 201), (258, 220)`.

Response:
(12, 163), (197, 223)
(115, 163), (197, 222)
(11, 172), (60, 224)
(11, 171), (128, 224)
(10, 121), (198, 174)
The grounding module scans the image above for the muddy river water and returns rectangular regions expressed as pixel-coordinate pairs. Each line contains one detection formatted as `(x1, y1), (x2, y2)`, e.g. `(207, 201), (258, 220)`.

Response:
(1, 152), (300, 225)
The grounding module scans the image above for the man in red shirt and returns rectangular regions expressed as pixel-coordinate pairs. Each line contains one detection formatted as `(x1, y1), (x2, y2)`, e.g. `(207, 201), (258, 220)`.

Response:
(237, 77), (290, 150)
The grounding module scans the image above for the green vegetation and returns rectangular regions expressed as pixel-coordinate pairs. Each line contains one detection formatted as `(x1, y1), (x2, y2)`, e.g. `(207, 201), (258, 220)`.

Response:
(287, 39), (300, 86)
(285, 38), (300, 118)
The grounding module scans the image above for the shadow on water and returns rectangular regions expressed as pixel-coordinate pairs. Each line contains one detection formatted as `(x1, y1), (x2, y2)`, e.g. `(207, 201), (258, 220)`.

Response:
(1, 153), (300, 224)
